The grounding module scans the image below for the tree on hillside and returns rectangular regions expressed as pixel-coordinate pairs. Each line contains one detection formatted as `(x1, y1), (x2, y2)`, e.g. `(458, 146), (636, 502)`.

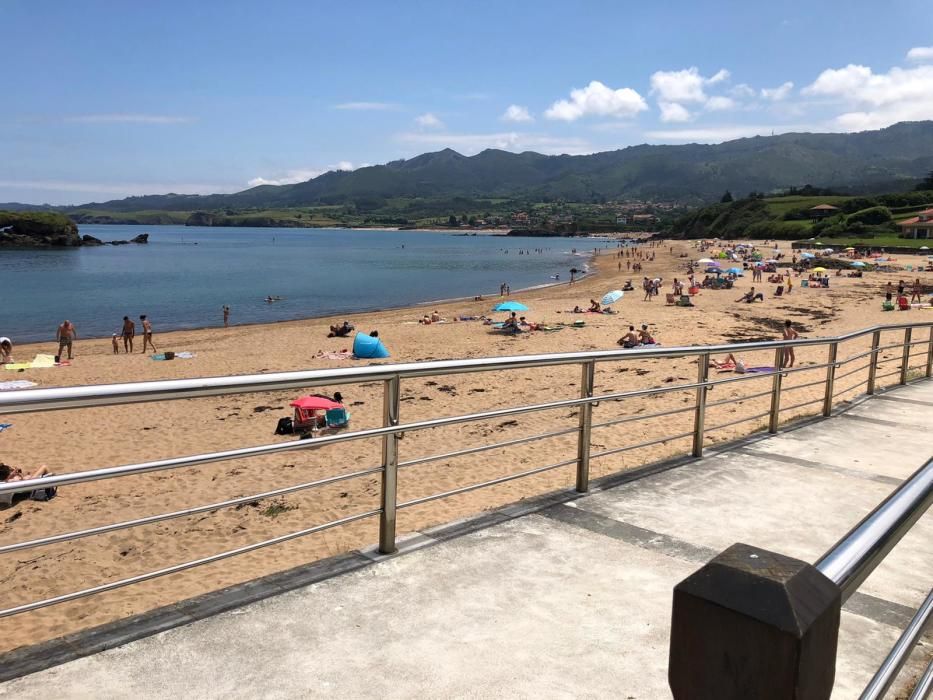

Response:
(915, 171), (933, 191)
(721, 190), (734, 203)
(448, 215), (458, 227)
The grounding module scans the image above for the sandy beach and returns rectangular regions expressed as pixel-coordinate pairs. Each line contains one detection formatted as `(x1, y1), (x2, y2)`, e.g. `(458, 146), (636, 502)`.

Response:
(1, 238), (930, 652)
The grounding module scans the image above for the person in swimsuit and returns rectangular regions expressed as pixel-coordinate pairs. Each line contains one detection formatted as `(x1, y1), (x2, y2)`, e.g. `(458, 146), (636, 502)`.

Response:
(782, 320), (799, 368)
(121, 316), (135, 353)
(638, 324), (656, 345)
(618, 326), (639, 348)
(911, 278), (923, 303)
(56, 320), (76, 360)
(0, 337), (13, 364)
(223, 305), (230, 328)
(140, 315), (156, 353)
(711, 353), (746, 373)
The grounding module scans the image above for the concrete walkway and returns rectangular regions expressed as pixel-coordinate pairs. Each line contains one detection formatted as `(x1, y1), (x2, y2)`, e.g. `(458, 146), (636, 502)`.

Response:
(2, 381), (931, 699)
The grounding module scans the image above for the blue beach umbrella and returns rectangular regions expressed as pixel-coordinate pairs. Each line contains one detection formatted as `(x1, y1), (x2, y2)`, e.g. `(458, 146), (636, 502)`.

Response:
(601, 290), (624, 306)
(726, 267), (743, 274)
(800, 252), (815, 259)
(493, 301), (529, 312)
(851, 261), (866, 267)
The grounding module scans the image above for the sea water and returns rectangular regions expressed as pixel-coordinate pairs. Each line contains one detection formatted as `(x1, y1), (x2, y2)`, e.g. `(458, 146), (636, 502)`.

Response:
(2, 226), (612, 342)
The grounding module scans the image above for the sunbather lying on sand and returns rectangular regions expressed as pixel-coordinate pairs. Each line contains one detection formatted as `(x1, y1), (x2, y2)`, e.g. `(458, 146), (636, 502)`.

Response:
(712, 353), (746, 373)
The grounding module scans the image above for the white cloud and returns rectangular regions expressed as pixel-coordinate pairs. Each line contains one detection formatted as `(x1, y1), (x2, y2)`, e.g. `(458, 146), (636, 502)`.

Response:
(544, 80), (648, 121)
(731, 83), (756, 98)
(415, 112), (444, 128)
(397, 130), (592, 155)
(63, 114), (193, 124)
(760, 82), (794, 101)
(803, 63), (933, 131)
(659, 102), (691, 123)
(247, 162), (356, 187)
(334, 102), (397, 111)
(643, 125), (788, 142)
(708, 69), (730, 85)
(501, 104), (533, 122)
(705, 96), (737, 111)
(906, 47), (933, 63)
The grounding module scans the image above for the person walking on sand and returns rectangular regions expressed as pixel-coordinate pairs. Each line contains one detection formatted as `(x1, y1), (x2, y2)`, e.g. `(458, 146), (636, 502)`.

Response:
(140, 315), (156, 353)
(56, 320), (76, 360)
(223, 305), (230, 328)
(782, 320), (799, 368)
(121, 316), (135, 353)
(911, 278), (923, 303)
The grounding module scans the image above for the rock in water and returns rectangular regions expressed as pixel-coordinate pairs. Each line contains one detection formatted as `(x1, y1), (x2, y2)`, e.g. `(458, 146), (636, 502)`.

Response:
(130, 233), (149, 244)
(0, 211), (81, 247)
(81, 234), (104, 246)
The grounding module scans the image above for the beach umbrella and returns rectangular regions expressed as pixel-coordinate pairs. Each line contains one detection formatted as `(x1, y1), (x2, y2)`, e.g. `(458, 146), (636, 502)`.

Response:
(765, 258), (778, 263)
(822, 248), (834, 254)
(291, 396), (343, 410)
(726, 267), (743, 274)
(800, 252), (815, 259)
(851, 261), (866, 267)
(845, 247), (856, 251)
(493, 301), (529, 312)
(921, 245), (930, 250)
(812, 266), (827, 272)
(697, 257), (715, 264)
(601, 290), (624, 306)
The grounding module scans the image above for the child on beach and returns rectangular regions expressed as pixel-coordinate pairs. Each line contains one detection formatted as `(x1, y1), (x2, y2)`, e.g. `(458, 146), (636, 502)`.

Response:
(0, 337), (13, 364)
(112, 334), (119, 354)
(782, 320), (799, 368)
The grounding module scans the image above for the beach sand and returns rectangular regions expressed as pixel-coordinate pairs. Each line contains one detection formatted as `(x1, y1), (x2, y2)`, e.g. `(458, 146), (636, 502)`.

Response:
(1, 239), (930, 653)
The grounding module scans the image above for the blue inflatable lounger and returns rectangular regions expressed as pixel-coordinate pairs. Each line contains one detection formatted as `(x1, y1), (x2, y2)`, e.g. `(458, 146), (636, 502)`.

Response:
(352, 333), (390, 359)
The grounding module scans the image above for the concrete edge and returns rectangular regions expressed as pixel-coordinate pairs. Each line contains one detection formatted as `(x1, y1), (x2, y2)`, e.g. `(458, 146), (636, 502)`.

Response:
(0, 377), (928, 682)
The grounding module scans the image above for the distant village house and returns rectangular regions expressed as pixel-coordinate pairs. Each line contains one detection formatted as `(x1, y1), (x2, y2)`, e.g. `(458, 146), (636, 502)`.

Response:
(808, 204), (840, 219)
(897, 207), (933, 239)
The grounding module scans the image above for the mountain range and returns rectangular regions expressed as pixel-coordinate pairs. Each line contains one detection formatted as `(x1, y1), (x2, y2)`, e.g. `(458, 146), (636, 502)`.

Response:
(7, 122), (933, 212)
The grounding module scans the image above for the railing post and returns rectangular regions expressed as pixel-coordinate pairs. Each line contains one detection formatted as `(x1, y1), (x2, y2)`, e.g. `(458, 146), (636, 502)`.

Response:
(378, 375), (401, 554)
(867, 330), (882, 395)
(927, 326), (933, 379)
(692, 352), (709, 457)
(823, 342), (838, 417)
(768, 347), (784, 433)
(899, 328), (912, 385)
(575, 360), (596, 493)
(669, 543), (841, 699)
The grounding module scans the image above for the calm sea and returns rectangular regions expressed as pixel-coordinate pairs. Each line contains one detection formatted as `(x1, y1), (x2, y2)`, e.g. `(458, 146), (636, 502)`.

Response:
(2, 226), (612, 342)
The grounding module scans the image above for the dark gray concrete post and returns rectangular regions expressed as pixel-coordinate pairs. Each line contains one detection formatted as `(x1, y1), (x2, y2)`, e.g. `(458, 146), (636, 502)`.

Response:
(669, 543), (841, 700)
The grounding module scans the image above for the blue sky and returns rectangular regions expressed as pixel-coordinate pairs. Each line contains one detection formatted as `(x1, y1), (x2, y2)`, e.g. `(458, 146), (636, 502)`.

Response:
(2, 0), (932, 204)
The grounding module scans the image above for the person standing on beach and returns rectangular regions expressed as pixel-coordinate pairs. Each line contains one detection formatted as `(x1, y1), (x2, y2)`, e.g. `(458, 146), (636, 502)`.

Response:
(140, 315), (156, 353)
(56, 320), (76, 360)
(223, 305), (230, 328)
(121, 316), (135, 353)
(911, 278), (923, 303)
(782, 320), (799, 368)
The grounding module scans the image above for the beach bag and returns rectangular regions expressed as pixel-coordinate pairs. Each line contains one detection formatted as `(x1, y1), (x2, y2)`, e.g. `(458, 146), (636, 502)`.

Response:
(275, 417), (293, 435)
(30, 485), (57, 502)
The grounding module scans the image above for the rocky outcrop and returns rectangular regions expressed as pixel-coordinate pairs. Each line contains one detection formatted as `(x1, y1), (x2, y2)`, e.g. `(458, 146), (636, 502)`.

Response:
(130, 233), (149, 244)
(0, 211), (81, 247)
(81, 234), (104, 246)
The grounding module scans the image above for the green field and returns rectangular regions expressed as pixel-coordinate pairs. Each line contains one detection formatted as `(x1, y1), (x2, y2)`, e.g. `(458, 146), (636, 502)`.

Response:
(810, 236), (932, 249)
(763, 196), (852, 216)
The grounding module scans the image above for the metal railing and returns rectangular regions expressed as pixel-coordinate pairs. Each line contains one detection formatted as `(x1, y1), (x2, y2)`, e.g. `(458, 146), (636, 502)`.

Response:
(668, 456), (932, 698)
(0, 320), (931, 623)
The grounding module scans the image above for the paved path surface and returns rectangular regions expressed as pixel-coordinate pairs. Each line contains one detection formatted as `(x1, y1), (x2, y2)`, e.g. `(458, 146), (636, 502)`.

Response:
(2, 381), (931, 699)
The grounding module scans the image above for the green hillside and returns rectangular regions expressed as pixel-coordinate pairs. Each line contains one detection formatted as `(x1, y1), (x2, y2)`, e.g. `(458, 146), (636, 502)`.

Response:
(59, 121), (933, 215)
(668, 188), (933, 243)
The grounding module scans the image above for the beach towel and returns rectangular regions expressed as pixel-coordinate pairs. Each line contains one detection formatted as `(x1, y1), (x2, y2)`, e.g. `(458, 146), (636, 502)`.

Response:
(151, 352), (195, 361)
(3, 363), (32, 371)
(0, 424), (11, 433)
(0, 381), (37, 391)
(32, 354), (56, 368)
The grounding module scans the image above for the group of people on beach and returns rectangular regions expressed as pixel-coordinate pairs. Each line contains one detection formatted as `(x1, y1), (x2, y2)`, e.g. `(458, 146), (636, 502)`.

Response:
(112, 315), (155, 354)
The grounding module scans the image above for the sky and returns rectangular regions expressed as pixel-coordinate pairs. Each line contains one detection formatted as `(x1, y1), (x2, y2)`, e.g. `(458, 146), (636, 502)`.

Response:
(2, 0), (932, 205)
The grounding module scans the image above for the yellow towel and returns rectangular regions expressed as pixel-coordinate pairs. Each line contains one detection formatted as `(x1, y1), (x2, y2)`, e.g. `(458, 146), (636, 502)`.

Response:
(31, 354), (56, 368)
(4, 362), (31, 370)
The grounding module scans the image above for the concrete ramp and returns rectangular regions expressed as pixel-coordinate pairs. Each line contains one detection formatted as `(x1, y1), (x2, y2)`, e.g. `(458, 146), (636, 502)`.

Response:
(2, 382), (931, 699)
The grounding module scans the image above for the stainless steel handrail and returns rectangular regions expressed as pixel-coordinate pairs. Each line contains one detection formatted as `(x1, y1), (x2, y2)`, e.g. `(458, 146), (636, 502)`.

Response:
(815, 458), (933, 601)
(1, 321), (928, 415)
(860, 588), (933, 700)
(0, 321), (930, 624)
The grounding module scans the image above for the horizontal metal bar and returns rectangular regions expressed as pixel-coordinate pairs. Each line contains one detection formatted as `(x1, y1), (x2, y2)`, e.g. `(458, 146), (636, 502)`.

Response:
(909, 657), (933, 700)
(589, 430), (695, 460)
(840, 348), (876, 364)
(0, 508), (382, 619)
(876, 341), (911, 353)
(589, 403), (697, 430)
(779, 397), (824, 413)
(780, 361), (836, 377)
(832, 382), (867, 399)
(860, 587), (933, 700)
(2, 322), (929, 415)
(781, 377), (827, 393)
(398, 426), (579, 469)
(704, 388), (775, 409)
(0, 465), (384, 556)
(875, 369), (903, 381)
(836, 362), (872, 382)
(816, 457), (933, 602)
(703, 411), (771, 434)
(397, 458), (578, 509)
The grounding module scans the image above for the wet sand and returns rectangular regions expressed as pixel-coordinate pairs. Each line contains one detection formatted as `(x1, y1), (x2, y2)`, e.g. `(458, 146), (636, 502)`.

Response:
(1, 239), (930, 652)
